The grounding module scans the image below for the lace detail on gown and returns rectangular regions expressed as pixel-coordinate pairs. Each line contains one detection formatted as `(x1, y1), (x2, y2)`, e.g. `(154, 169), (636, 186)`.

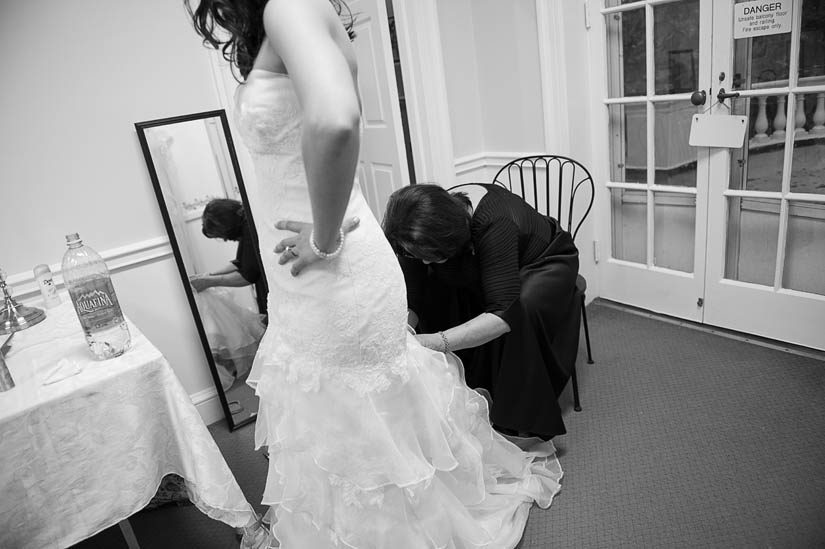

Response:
(235, 70), (410, 397)
(234, 69), (562, 549)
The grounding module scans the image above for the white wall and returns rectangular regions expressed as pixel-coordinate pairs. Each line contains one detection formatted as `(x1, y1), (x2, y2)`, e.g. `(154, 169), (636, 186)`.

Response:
(436, 0), (484, 160)
(438, 0), (546, 161)
(1, 0), (224, 422)
(472, 0), (545, 154)
(435, 0), (600, 302)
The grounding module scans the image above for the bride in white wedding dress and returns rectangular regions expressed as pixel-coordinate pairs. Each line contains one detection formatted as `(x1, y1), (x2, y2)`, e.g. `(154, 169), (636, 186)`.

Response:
(187, 0), (562, 546)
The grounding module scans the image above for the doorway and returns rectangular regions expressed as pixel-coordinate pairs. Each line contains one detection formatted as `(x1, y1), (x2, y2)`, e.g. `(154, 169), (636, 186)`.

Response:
(598, 0), (825, 350)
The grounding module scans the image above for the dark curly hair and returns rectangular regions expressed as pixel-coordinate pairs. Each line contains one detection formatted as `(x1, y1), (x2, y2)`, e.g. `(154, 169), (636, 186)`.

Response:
(202, 198), (246, 241)
(185, 0), (356, 81)
(382, 184), (473, 263)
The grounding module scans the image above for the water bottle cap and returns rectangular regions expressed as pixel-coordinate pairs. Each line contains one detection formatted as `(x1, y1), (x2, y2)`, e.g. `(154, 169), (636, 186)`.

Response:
(33, 264), (51, 276)
(65, 233), (81, 245)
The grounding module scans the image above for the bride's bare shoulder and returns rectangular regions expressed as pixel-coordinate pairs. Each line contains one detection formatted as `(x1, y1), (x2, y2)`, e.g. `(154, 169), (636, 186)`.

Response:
(262, 0), (357, 73)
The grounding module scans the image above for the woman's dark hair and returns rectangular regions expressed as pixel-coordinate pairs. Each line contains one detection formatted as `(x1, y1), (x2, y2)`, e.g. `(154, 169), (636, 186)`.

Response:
(185, 0), (357, 81)
(382, 184), (472, 262)
(202, 198), (246, 241)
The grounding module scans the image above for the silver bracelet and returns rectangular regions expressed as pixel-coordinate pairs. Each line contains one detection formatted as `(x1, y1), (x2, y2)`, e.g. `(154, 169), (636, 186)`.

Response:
(309, 229), (345, 260)
(438, 331), (450, 353)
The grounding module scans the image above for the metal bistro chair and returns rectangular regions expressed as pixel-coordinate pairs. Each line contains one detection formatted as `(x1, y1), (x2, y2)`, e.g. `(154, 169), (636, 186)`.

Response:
(491, 155), (596, 412)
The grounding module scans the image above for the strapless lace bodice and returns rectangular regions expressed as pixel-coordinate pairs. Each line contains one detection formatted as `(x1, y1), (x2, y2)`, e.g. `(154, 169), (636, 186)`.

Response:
(236, 71), (302, 156)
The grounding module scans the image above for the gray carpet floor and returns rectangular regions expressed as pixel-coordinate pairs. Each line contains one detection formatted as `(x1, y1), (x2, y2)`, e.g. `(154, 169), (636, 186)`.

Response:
(74, 302), (825, 548)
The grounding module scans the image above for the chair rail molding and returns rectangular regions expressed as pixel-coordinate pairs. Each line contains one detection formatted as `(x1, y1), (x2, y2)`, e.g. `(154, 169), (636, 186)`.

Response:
(5, 237), (173, 303)
(455, 151), (549, 176)
(391, 0), (456, 188)
(536, 0), (571, 156)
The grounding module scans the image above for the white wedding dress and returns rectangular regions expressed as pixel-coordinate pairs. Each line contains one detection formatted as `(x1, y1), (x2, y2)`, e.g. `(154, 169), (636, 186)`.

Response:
(235, 68), (563, 548)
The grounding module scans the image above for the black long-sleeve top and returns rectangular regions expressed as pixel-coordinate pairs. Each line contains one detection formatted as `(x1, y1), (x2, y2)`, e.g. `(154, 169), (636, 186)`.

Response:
(400, 184), (572, 327)
(231, 222), (268, 314)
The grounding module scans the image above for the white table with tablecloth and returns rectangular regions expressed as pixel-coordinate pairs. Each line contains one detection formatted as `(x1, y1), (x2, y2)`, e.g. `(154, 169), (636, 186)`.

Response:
(0, 300), (257, 548)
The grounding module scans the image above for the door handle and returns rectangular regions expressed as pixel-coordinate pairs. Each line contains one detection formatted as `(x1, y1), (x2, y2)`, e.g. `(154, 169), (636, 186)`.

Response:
(716, 88), (740, 102)
(690, 90), (707, 106)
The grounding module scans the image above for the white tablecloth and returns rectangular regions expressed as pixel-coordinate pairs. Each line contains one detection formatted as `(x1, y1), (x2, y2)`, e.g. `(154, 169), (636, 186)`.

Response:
(0, 301), (257, 548)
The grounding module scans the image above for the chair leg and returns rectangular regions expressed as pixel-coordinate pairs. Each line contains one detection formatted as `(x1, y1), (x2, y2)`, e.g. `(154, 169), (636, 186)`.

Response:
(581, 293), (594, 364)
(571, 361), (581, 412)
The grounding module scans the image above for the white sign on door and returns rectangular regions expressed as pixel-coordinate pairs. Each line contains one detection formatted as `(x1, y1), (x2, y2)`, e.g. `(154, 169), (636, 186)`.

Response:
(733, 0), (794, 39)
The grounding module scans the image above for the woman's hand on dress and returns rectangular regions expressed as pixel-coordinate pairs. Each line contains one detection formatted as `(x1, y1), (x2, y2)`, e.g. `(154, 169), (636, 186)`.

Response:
(415, 333), (444, 352)
(188, 274), (210, 292)
(274, 217), (360, 276)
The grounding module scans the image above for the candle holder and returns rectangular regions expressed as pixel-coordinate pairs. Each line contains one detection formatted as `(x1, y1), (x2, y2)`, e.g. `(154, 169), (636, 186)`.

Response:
(0, 338), (14, 391)
(0, 268), (46, 335)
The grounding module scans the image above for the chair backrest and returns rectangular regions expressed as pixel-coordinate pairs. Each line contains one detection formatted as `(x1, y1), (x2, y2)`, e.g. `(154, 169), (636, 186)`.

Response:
(490, 155), (595, 241)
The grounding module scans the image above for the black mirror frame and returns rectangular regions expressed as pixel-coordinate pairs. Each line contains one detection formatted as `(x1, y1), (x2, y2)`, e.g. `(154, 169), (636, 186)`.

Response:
(134, 109), (263, 432)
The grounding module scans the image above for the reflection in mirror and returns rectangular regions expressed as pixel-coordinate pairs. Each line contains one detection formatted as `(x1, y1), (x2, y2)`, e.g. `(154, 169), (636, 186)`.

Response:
(134, 110), (266, 431)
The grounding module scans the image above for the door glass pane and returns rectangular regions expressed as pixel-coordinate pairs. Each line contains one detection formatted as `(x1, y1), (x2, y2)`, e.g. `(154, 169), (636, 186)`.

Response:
(783, 200), (825, 295)
(654, 101), (699, 187)
(724, 197), (779, 285)
(732, 0), (791, 91)
(611, 188), (647, 263)
(653, 0), (700, 95)
(799, 0), (825, 81)
(790, 92), (825, 194)
(731, 0), (823, 90)
(729, 96), (787, 192)
(609, 104), (647, 183)
(606, 8), (646, 98)
(654, 192), (696, 272)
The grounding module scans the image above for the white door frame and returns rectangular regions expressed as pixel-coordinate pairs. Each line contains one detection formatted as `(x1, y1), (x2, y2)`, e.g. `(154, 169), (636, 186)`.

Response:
(390, 0), (456, 188)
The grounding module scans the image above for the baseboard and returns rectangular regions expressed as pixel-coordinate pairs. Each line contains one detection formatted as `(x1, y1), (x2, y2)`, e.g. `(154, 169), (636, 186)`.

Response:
(191, 385), (226, 426)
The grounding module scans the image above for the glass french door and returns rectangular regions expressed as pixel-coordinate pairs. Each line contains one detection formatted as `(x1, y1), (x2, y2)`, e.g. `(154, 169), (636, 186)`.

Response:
(600, 0), (825, 350)
(601, 0), (712, 323)
(704, 0), (825, 350)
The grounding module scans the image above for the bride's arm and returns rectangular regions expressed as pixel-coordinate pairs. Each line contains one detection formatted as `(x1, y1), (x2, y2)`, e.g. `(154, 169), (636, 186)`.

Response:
(264, 0), (360, 255)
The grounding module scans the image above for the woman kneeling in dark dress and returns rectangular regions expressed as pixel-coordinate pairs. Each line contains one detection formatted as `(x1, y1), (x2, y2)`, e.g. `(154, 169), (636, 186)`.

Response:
(383, 183), (580, 440)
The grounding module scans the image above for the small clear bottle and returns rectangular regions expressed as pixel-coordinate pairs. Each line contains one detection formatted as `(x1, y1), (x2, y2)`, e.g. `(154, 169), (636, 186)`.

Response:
(61, 233), (131, 359)
(33, 264), (62, 309)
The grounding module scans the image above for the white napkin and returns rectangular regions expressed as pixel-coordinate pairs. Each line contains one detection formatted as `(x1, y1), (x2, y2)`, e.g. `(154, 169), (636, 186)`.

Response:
(42, 358), (83, 385)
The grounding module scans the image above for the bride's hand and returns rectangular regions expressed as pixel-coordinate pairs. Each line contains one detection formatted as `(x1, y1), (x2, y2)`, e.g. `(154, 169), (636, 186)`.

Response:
(274, 217), (360, 276)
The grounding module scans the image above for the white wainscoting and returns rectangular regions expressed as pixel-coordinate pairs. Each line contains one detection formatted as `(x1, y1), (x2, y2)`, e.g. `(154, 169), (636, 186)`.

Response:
(6, 237), (173, 303)
(5, 237), (224, 424)
(454, 151), (547, 184)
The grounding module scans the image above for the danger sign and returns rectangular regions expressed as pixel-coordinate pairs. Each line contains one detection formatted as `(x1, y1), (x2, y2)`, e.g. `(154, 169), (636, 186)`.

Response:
(734, 0), (794, 39)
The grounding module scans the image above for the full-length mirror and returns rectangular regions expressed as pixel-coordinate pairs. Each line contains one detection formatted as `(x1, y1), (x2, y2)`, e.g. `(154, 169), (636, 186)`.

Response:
(135, 110), (266, 431)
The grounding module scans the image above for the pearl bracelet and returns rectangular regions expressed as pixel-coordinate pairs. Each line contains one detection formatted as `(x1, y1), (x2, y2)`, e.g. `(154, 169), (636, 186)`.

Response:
(438, 330), (450, 353)
(309, 229), (345, 260)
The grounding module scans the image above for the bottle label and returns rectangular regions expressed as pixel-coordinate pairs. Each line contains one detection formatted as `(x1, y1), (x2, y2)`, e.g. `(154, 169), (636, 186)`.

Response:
(36, 274), (60, 302)
(68, 277), (123, 331)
